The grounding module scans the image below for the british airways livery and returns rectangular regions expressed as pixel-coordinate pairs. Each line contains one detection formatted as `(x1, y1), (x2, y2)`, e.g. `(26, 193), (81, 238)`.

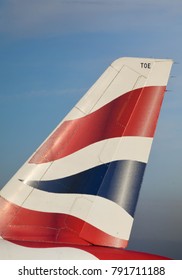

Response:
(0, 57), (173, 259)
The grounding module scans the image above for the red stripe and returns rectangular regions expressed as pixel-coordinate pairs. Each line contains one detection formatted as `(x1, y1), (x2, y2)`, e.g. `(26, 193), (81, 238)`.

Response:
(80, 222), (128, 248)
(0, 197), (127, 248)
(29, 86), (166, 164)
(78, 245), (170, 260)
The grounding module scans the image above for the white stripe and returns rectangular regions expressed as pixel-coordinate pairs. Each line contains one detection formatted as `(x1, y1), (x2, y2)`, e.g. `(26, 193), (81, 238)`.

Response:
(83, 196), (133, 240)
(89, 66), (145, 113)
(0, 177), (33, 206)
(15, 137), (152, 182)
(0, 240), (98, 259)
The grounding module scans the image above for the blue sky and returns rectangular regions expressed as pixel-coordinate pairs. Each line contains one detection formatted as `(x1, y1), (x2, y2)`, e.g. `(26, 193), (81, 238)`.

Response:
(0, 0), (182, 259)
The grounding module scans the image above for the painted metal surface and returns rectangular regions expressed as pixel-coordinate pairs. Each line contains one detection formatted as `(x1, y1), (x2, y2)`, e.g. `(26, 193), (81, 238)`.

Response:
(0, 57), (173, 259)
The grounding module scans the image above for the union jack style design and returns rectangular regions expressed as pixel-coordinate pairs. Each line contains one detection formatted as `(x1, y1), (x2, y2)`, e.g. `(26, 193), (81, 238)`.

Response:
(0, 57), (173, 259)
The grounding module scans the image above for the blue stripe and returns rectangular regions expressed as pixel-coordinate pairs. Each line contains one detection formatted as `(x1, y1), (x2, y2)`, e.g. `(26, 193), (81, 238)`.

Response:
(25, 160), (146, 217)
(98, 161), (146, 216)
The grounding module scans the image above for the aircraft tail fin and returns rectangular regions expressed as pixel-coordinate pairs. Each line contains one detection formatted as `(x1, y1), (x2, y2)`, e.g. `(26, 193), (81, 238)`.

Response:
(0, 57), (173, 248)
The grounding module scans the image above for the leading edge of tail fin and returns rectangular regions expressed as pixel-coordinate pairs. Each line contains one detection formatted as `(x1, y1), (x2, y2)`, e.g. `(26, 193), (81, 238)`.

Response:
(0, 57), (173, 249)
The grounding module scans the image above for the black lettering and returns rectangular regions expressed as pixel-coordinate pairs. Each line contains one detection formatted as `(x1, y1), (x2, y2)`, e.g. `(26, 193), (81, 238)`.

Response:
(140, 62), (151, 69)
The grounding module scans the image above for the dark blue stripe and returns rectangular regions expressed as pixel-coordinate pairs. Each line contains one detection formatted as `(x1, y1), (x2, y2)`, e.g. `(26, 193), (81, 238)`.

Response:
(98, 161), (146, 216)
(24, 160), (146, 217)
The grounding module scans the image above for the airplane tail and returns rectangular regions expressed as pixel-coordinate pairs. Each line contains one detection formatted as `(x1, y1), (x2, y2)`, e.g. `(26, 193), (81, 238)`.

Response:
(0, 57), (173, 249)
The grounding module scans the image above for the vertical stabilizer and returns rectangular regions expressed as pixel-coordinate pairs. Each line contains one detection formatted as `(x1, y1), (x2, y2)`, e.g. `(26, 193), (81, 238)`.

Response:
(0, 57), (173, 249)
